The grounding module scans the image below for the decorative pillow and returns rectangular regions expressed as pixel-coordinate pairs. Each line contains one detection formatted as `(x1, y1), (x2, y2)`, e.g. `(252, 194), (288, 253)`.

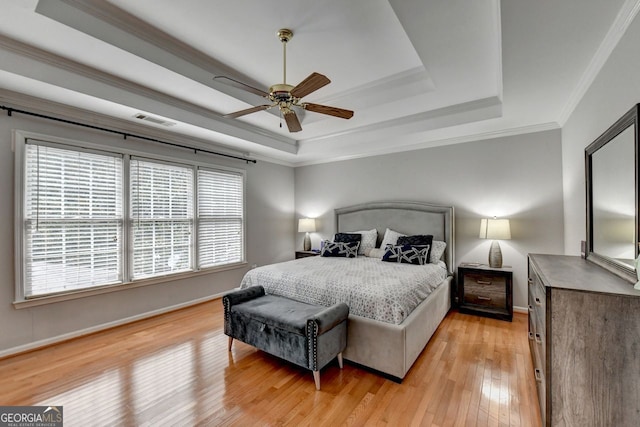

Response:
(343, 229), (377, 255)
(397, 235), (433, 261)
(380, 228), (406, 249)
(334, 233), (362, 244)
(320, 240), (359, 258)
(382, 244), (430, 265)
(366, 248), (386, 259)
(397, 234), (433, 246)
(430, 240), (447, 263)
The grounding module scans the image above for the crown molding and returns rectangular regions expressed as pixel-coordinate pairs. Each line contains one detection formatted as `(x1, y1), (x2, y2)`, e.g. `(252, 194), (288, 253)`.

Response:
(292, 122), (560, 167)
(0, 89), (290, 163)
(300, 96), (502, 145)
(0, 33), (297, 154)
(558, 0), (640, 125)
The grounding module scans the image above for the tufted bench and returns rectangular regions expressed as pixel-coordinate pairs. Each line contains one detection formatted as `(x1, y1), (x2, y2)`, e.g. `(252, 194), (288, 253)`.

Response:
(223, 285), (349, 390)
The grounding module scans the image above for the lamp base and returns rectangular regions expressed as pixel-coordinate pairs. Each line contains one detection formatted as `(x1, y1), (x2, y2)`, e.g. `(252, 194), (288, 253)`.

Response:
(303, 232), (311, 251)
(488, 240), (503, 268)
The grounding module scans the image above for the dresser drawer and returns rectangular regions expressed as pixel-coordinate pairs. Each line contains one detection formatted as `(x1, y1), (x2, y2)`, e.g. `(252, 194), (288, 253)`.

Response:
(463, 273), (507, 309)
(534, 367), (546, 427)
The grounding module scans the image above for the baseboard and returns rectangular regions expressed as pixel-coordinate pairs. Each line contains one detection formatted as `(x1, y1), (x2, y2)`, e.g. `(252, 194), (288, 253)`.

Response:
(0, 292), (226, 360)
(513, 305), (528, 314)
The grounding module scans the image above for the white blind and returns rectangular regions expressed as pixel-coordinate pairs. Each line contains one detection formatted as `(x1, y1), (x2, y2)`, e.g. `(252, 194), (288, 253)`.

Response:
(24, 142), (123, 296)
(197, 168), (244, 267)
(130, 159), (193, 279)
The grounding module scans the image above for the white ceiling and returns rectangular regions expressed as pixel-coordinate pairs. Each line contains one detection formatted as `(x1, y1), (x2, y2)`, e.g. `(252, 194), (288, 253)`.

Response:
(0, 0), (636, 166)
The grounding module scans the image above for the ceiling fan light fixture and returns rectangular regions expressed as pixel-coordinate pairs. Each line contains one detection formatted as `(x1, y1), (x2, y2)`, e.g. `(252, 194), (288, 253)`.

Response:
(217, 27), (354, 132)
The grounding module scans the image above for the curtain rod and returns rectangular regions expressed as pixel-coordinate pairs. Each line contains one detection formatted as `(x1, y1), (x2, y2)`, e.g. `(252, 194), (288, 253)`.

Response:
(0, 105), (257, 164)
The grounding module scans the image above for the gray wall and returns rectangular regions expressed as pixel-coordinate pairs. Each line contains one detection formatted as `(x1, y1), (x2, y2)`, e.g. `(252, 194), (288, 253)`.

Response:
(562, 12), (640, 254)
(295, 130), (565, 309)
(0, 114), (294, 355)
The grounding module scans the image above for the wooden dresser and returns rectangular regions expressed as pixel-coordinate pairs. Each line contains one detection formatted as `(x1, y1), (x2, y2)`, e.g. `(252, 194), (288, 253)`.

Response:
(528, 254), (640, 426)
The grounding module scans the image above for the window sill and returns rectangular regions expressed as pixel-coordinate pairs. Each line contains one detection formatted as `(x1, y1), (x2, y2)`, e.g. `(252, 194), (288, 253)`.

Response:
(13, 261), (248, 309)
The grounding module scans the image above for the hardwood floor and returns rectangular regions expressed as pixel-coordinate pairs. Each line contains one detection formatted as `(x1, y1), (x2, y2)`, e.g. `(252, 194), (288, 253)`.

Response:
(0, 301), (541, 426)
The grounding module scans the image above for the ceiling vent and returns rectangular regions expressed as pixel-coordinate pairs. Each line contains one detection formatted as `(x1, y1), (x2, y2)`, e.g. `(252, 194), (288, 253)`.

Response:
(133, 113), (176, 127)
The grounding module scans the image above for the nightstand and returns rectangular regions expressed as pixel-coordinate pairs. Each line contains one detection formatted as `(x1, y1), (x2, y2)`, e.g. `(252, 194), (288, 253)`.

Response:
(457, 264), (513, 321)
(295, 250), (319, 259)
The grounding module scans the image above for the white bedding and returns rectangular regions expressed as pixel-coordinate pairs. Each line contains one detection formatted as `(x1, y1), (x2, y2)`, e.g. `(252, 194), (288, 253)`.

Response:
(240, 256), (448, 324)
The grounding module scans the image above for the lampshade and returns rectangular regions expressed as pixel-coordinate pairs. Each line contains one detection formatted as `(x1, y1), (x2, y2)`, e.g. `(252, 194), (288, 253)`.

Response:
(479, 218), (511, 240)
(298, 218), (316, 233)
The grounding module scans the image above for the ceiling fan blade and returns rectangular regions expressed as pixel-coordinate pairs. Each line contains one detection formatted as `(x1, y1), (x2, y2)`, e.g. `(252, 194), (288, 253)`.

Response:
(284, 111), (302, 132)
(303, 103), (354, 119)
(290, 72), (331, 99)
(224, 104), (272, 119)
(213, 76), (269, 98)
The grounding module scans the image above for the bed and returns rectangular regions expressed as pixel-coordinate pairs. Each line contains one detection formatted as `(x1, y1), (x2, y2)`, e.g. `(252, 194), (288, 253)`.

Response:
(241, 201), (455, 380)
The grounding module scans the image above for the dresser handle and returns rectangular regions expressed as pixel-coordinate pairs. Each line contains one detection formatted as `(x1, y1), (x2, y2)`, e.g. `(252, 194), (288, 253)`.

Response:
(528, 278), (533, 284)
(477, 296), (491, 301)
(528, 305), (533, 312)
(535, 333), (543, 344)
(534, 369), (543, 383)
(528, 332), (534, 340)
(476, 280), (492, 285)
(534, 297), (542, 306)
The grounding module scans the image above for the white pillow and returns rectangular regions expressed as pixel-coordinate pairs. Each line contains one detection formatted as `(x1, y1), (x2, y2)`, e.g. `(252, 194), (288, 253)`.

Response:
(345, 229), (377, 255)
(366, 248), (386, 259)
(380, 228), (405, 249)
(430, 240), (447, 263)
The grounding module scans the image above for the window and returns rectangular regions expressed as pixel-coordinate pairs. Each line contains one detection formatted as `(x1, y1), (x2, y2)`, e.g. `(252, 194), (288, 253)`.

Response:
(18, 136), (245, 300)
(23, 142), (123, 297)
(130, 159), (194, 279)
(197, 168), (244, 267)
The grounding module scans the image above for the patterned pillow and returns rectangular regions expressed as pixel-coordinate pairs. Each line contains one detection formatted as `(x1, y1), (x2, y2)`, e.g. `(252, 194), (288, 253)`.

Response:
(430, 240), (447, 263)
(397, 235), (433, 262)
(334, 233), (362, 244)
(380, 228), (406, 249)
(342, 229), (377, 255)
(381, 244), (430, 265)
(320, 240), (359, 258)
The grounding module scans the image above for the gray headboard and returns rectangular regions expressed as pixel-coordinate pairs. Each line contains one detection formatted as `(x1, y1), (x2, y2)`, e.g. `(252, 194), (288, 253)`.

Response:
(335, 201), (455, 275)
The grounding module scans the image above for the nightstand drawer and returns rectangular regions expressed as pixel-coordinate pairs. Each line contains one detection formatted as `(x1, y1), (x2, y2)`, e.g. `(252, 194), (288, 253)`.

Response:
(463, 274), (507, 309)
(457, 265), (513, 321)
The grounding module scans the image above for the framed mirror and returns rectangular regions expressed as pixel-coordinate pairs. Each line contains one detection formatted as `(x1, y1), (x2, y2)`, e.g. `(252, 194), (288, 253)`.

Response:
(586, 104), (639, 282)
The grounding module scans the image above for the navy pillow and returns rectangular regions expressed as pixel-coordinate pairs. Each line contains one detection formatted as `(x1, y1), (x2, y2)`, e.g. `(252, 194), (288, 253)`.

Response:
(334, 233), (362, 244)
(382, 244), (430, 265)
(321, 240), (359, 258)
(397, 235), (433, 262)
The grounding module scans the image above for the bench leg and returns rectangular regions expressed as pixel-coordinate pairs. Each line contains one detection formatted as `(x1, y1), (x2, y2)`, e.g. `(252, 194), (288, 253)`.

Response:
(338, 352), (343, 369)
(228, 336), (233, 351)
(313, 371), (321, 390)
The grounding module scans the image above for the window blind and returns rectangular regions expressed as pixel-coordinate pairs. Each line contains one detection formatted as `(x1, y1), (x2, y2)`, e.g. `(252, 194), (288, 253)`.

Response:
(197, 168), (244, 267)
(130, 159), (194, 279)
(24, 142), (123, 296)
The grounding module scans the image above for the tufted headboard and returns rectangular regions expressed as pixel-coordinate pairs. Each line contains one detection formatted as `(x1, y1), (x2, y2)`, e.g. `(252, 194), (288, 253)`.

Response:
(335, 201), (455, 275)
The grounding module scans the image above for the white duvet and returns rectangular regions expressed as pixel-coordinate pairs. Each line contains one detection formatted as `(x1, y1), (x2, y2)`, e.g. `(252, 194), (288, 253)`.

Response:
(240, 256), (448, 324)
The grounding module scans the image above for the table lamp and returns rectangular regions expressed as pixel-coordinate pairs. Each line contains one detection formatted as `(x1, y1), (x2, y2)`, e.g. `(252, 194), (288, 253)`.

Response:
(298, 218), (316, 251)
(479, 218), (511, 268)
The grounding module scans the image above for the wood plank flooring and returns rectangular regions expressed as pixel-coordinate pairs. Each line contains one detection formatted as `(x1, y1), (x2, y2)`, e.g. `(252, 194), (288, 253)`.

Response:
(0, 300), (541, 426)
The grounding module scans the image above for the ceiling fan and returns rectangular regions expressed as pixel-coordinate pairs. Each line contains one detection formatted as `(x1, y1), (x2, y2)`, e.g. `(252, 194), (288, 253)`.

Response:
(214, 28), (354, 133)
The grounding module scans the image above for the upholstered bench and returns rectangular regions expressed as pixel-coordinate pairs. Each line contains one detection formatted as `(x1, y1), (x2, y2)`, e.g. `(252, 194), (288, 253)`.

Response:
(223, 285), (349, 390)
